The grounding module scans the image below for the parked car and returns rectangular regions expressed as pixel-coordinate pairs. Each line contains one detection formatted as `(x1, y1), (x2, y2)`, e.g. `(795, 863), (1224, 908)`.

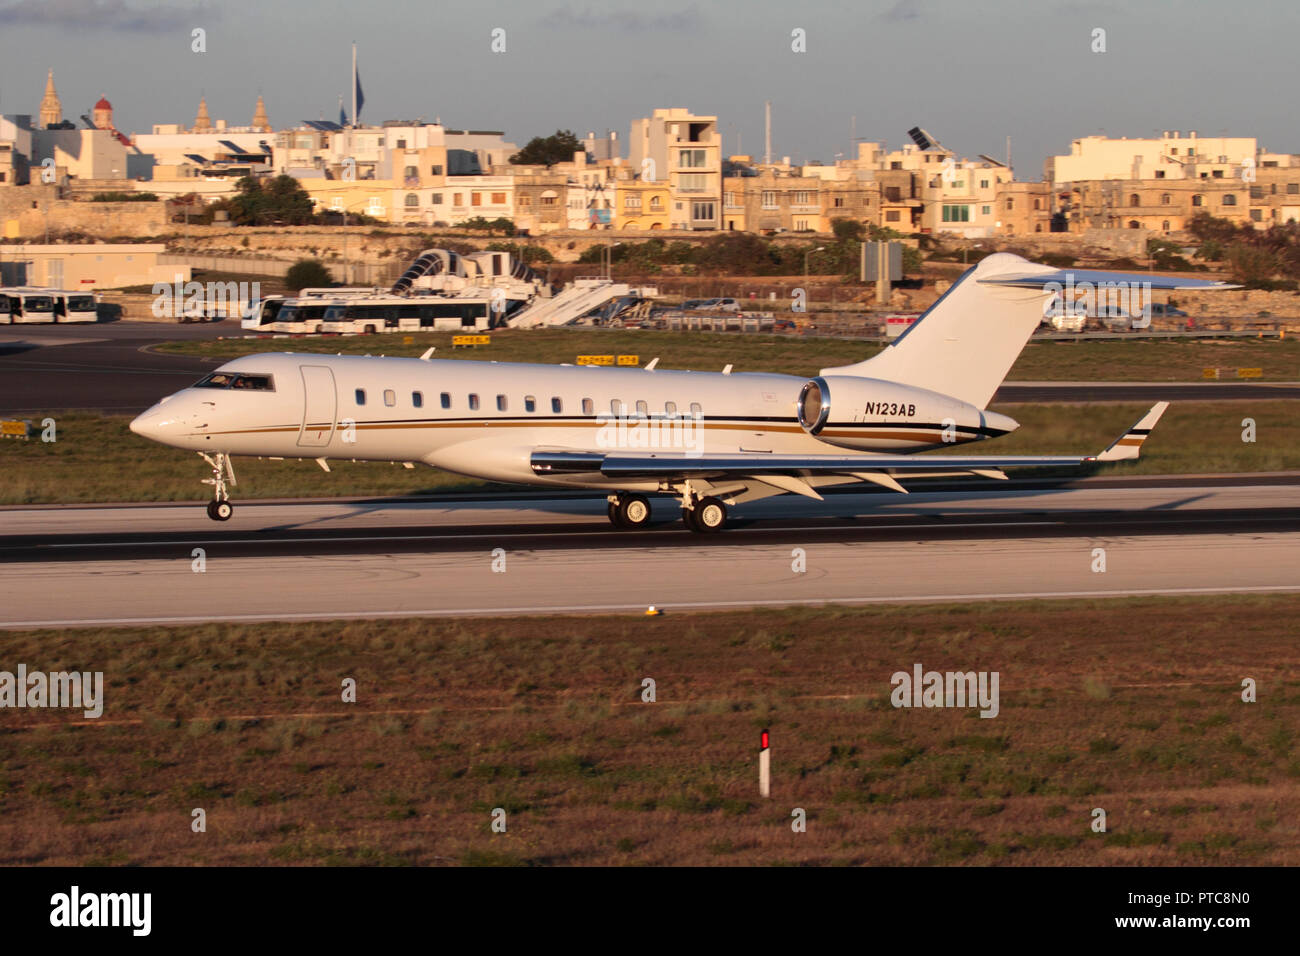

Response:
(682, 297), (741, 313)
(1150, 303), (1188, 317)
(1042, 295), (1088, 332)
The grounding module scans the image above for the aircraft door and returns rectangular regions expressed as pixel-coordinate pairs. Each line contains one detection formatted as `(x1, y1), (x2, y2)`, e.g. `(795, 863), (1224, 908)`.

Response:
(298, 365), (337, 447)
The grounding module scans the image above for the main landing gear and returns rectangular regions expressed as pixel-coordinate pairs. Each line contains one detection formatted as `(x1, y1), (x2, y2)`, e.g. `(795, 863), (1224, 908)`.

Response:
(605, 490), (730, 533)
(607, 493), (652, 529)
(681, 495), (727, 533)
(200, 451), (236, 522)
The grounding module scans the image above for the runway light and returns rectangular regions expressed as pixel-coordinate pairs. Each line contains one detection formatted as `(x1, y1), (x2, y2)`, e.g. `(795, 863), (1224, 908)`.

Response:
(645, 605), (662, 616)
(761, 729), (770, 751)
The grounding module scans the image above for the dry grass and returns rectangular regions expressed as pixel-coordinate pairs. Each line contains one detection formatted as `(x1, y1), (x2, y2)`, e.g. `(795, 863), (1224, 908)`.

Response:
(0, 595), (1295, 865)
(1, 401), (1296, 505)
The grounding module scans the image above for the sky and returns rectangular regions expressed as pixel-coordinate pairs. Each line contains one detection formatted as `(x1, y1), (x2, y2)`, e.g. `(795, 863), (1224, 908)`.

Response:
(0, 0), (1294, 178)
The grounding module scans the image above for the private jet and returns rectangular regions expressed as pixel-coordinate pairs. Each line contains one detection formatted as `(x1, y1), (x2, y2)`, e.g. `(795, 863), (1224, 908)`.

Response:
(130, 254), (1235, 531)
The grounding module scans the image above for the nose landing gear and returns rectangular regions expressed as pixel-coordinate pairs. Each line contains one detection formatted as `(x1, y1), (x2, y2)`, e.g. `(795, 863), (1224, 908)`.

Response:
(200, 452), (236, 521)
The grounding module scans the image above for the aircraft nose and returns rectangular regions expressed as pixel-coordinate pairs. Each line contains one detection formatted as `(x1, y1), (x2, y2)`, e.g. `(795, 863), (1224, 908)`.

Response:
(129, 407), (161, 439)
(130, 403), (176, 440)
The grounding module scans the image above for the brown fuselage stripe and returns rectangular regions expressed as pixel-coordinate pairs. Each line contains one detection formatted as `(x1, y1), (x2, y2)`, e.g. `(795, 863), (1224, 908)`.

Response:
(204, 420), (981, 444)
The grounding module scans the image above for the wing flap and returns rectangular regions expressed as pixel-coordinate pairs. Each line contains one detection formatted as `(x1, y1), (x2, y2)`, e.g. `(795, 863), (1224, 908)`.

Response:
(531, 449), (1093, 479)
(530, 405), (1168, 480)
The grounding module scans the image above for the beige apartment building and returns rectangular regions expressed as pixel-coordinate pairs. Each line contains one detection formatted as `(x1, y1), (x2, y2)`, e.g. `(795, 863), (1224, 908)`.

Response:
(628, 108), (721, 230)
(1047, 132), (1257, 184)
(1247, 162), (1300, 227)
(994, 181), (1052, 236)
(1058, 178), (1250, 233)
(722, 166), (826, 233)
(510, 164), (571, 233)
(917, 158), (1013, 237)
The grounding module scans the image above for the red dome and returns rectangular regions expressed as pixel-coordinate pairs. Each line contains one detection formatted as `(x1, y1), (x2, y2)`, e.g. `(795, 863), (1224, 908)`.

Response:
(94, 96), (112, 111)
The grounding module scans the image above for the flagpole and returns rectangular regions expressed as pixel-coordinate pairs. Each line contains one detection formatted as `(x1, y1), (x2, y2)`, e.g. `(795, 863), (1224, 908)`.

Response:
(351, 42), (357, 127)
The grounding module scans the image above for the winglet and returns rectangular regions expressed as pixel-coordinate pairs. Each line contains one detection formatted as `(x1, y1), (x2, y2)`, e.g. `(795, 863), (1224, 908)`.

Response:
(1097, 402), (1170, 461)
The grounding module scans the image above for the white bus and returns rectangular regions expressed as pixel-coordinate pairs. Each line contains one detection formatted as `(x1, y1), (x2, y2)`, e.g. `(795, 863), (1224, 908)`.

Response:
(269, 299), (332, 334)
(242, 290), (391, 333)
(53, 290), (98, 323)
(2, 288), (57, 324)
(241, 295), (286, 332)
(319, 295), (491, 334)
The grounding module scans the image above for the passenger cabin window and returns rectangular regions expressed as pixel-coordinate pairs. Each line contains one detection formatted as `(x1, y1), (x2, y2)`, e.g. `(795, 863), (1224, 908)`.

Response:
(384, 389), (396, 407)
(690, 402), (702, 418)
(582, 398), (594, 416)
(524, 395), (536, 413)
(665, 401), (677, 416)
(355, 389), (366, 405)
(412, 391), (423, 408)
(551, 397), (563, 413)
(440, 392), (451, 409)
(468, 393), (480, 411)
(610, 399), (624, 416)
(497, 394), (508, 412)
(635, 400), (649, 417)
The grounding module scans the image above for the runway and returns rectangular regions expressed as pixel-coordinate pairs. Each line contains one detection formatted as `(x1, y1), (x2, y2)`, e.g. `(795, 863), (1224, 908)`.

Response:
(0, 323), (1295, 413)
(0, 321), (222, 413)
(3, 481), (1297, 628)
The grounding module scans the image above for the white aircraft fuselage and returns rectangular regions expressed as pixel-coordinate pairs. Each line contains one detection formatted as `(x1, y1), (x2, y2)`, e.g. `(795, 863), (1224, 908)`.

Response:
(130, 352), (1017, 490)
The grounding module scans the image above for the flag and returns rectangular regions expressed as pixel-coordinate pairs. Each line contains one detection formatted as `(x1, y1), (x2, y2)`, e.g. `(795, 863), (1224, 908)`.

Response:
(338, 97), (346, 128)
(353, 68), (364, 125)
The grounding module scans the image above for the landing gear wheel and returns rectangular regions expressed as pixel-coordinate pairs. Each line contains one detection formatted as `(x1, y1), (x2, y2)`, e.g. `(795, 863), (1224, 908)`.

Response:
(199, 452), (237, 522)
(681, 507), (701, 532)
(693, 496), (727, 532)
(616, 494), (651, 529)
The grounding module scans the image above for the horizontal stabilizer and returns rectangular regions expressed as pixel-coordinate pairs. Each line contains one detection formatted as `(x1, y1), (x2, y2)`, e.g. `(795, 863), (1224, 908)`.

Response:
(979, 269), (1239, 292)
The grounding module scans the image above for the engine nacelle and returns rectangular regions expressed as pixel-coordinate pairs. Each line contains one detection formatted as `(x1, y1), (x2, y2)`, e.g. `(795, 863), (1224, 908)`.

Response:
(796, 376), (1018, 451)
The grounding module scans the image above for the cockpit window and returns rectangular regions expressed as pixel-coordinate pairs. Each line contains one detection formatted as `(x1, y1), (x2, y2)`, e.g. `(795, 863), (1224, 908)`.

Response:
(194, 372), (274, 391)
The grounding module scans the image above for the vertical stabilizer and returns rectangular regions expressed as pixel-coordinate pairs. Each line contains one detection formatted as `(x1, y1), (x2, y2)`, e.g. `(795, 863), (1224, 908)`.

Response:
(823, 254), (1055, 409)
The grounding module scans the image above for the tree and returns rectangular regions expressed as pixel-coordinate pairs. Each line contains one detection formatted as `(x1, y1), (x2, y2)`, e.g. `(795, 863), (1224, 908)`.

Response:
(510, 129), (584, 167)
(221, 175), (316, 226)
(1187, 212), (1243, 245)
(285, 259), (334, 293)
(1225, 243), (1279, 288)
(830, 218), (866, 243)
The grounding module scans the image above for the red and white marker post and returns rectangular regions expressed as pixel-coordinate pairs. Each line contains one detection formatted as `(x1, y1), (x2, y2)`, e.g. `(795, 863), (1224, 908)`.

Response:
(759, 729), (771, 798)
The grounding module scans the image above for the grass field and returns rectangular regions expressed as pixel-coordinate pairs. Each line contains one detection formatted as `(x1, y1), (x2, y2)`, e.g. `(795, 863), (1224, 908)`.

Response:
(154, 328), (1300, 381)
(0, 401), (1295, 505)
(0, 596), (1295, 865)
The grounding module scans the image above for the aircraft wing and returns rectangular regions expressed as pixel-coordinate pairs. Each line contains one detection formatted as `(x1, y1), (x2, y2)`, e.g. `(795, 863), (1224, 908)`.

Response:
(532, 404), (1169, 486)
(977, 269), (1239, 291)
